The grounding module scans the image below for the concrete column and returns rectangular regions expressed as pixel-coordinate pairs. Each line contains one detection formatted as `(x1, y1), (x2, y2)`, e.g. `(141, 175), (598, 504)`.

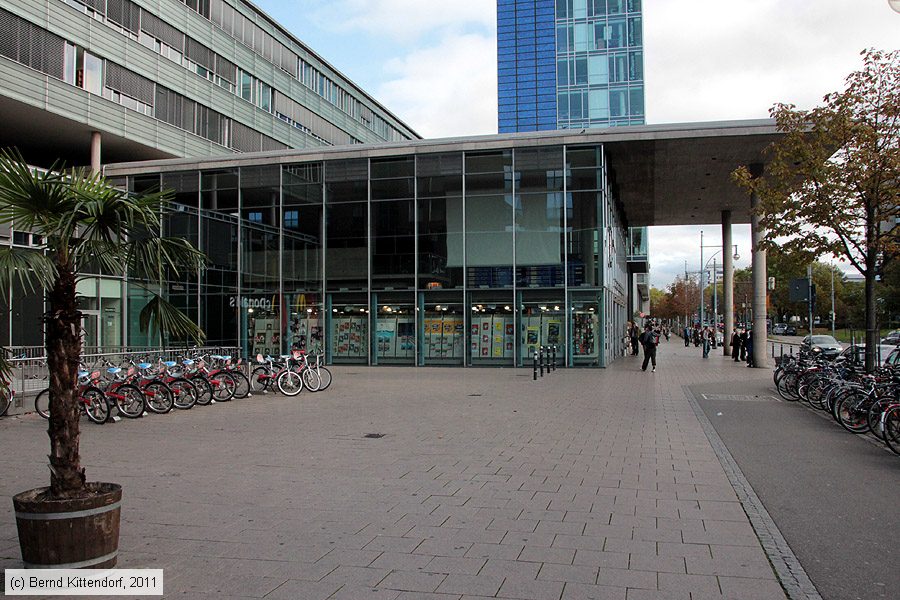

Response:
(750, 187), (768, 368)
(722, 210), (734, 356)
(90, 131), (101, 174)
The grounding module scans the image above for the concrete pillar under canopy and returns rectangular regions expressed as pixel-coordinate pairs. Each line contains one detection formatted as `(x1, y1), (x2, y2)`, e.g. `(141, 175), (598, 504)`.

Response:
(722, 210), (734, 356)
(749, 172), (768, 368)
(90, 131), (101, 174)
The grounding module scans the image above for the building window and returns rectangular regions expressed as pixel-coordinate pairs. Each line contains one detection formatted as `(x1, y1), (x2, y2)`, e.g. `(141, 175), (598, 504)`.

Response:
(247, 211), (263, 223)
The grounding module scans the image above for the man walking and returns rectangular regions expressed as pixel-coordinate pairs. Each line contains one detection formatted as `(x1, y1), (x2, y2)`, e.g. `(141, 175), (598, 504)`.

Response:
(639, 324), (659, 372)
(683, 325), (691, 347)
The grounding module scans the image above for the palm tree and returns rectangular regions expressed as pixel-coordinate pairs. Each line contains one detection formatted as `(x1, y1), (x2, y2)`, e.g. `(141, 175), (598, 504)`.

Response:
(0, 149), (205, 498)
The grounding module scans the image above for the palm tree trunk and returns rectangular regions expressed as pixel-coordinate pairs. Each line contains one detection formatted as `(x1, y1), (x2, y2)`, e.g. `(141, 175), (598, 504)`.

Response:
(46, 262), (85, 497)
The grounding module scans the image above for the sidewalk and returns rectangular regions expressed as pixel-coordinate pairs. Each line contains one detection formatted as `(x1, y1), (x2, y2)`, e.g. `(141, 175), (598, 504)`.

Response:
(0, 342), (797, 600)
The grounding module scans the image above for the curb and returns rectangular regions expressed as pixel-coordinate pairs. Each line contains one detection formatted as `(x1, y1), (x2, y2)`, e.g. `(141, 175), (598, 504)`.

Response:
(683, 385), (823, 600)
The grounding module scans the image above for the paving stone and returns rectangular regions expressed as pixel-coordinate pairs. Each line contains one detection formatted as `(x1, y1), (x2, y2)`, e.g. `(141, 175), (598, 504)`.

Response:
(379, 571), (448, 593)
(518, 545), (576, 565)
(536, 562), (599, 584)
(497, 576), (565, 600)
(425, 556), (487, 575)
(435, 573), (505, 597)
(595, 567), (656, 590)
(560, 583), (627, 600)
(478, 558), (542, 579)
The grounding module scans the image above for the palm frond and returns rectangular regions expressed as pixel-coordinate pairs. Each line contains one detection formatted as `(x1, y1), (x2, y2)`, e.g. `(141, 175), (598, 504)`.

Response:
(0, 148), (72, 242)
(0, 247), (57, 292)
(138, 293), (205, 346)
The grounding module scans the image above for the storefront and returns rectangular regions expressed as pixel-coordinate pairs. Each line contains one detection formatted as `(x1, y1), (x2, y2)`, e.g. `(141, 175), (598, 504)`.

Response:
(100, 139), (630, 367)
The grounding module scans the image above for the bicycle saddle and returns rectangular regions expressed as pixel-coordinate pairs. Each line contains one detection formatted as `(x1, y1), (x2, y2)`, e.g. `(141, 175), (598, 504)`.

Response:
(138, 363), (152, 369)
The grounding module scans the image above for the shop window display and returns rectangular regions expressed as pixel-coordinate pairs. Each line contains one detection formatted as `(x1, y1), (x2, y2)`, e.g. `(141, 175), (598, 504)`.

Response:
(422, 303), (465, 364)
(519, 301), (565, 363)
(330, 301), (368, 363)
(469, 301), (514, 365)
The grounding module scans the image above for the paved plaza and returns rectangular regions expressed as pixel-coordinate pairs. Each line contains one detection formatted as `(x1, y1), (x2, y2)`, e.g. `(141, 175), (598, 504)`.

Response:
(1, 342), (804, 599)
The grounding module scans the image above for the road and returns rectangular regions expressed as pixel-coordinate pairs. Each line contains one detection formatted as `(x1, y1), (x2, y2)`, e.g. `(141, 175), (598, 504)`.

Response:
(691, 379), (900, 600)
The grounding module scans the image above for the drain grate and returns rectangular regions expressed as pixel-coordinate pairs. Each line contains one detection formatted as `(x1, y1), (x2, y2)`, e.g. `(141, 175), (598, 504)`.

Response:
(363, 433), (385, 439)
(468, 394), (482, 397)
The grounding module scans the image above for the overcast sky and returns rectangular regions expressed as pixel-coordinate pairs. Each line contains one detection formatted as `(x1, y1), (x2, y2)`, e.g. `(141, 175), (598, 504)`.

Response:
(254, 0), (899, 288)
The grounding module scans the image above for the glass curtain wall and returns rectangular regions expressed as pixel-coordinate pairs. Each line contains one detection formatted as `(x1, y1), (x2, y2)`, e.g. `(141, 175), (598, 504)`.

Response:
(465, 151), (514, 366)
(371, 157), (415, 365)
(112, 142), (625, 367)
(417, 153), (464, 365)
(200, 169), (240, 348)
(283, 163), (324, 356)
(240, 166), (281, 358)
(325, 159), (369, 363)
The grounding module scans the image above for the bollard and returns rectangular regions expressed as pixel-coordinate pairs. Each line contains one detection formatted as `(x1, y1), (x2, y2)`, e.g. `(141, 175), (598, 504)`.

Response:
(533, 351), (538, 381)
(540, 346), (545, 377)
(551, 346), (556, 371)
(790, 346), (793, 355)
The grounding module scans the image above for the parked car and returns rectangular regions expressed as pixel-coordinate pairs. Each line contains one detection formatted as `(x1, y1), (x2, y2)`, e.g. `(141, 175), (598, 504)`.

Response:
(835, 344), (897, 367)
(785, 325), (798, 336)
(772, 323), (788, 335)
(880, 330), (900, 345)
(800, 335), (843, 359)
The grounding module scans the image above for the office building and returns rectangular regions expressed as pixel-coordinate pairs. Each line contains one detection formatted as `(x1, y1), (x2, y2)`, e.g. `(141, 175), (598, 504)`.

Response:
(497, 0), (648, 318)
(0, 0), (418, 348)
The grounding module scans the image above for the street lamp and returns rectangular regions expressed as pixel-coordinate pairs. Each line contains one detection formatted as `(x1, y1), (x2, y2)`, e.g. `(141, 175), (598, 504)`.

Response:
(890, 0), (900, 14)
(699, 230), (739, 326)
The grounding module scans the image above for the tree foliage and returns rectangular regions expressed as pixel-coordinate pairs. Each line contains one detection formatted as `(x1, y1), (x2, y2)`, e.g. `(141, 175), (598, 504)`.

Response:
(0, 149), (206, 497)
(733, 49), (900, 371)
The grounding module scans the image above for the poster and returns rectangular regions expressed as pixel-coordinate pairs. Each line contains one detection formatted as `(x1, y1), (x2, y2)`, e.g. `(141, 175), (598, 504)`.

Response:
(547, 321), (561, 345)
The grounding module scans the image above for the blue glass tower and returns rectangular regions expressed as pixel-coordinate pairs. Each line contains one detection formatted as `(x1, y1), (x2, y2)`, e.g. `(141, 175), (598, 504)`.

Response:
(498, 0), (645, 132)
(497, 0), (558, 132)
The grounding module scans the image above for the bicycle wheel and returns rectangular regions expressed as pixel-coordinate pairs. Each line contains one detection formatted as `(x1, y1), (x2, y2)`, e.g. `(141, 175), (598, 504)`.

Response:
(143, 380), (174, 414)
(882, 406), (900, 455)
(230, 370), (251, 399)
(277, 369), (303, 396)
(837, 392), (871, 434)
(210, 372), (237, 402)
(250, 366), (271, 393)
(82, 387), (110, 424)
(170, 378), (198, 410)
(115, 384), (146, 418)
(190, 374), (214, 406)
(866, 398), (891, 437)
(0, 390), (11, 417)
(301, 368), (321, 392)
(316, 367), (332, 391)
(35, 388), (50, 419)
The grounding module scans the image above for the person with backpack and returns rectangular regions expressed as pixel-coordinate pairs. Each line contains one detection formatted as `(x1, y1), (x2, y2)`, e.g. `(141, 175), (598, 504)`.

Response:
(639, 324), (659, 372)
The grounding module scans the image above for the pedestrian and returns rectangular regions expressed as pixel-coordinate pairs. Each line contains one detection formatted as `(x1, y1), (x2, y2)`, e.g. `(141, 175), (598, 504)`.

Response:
(731, 329), (741, 362)
(701, 327), (711, 358)
(739, 328), (748, 361)
(745, 329), (754, 367)
(630, 322), (640, 356)
(639, 324), (659, 372)
(663, 326), (670, 341)
(683, 325), (690, 347)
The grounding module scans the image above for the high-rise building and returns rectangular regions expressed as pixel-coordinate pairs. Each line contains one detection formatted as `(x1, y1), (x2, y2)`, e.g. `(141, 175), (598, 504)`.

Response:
(497, 0), (648, 317)
(498, 0), (645, 133)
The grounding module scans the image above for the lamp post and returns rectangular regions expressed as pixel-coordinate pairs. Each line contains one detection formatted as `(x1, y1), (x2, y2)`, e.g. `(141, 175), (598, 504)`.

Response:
(700, 230), (739, 328)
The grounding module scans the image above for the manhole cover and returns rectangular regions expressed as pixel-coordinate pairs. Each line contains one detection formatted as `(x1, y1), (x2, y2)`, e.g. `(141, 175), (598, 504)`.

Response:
(363, 433), (385, 439)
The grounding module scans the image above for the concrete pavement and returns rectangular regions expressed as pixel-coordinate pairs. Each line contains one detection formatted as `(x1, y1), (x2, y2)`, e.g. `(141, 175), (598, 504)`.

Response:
(1, 341), (807, 599)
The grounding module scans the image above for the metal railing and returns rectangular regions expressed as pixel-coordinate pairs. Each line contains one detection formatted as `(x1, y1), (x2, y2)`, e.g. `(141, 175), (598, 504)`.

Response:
(5, 346), (242, 396)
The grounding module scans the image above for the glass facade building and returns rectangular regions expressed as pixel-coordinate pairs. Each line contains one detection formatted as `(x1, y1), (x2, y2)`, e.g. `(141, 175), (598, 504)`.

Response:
(99, 140), (630, 367)
(498, 0), (645, 133)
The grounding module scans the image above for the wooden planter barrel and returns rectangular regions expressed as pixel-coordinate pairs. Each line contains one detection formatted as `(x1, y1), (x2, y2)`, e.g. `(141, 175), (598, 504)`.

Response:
(13, 483), (122, 569)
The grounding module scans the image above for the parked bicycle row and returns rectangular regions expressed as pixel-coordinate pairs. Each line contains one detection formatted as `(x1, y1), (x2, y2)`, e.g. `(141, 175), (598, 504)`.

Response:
(774, 348), (900, 455)
(1, 350), (332, 422)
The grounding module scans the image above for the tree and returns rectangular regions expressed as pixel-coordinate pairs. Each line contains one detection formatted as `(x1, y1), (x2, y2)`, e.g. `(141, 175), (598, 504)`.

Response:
(734, 49), (900, 372)
(649, 287), (669, 317)
(0, 150), (205, 498)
